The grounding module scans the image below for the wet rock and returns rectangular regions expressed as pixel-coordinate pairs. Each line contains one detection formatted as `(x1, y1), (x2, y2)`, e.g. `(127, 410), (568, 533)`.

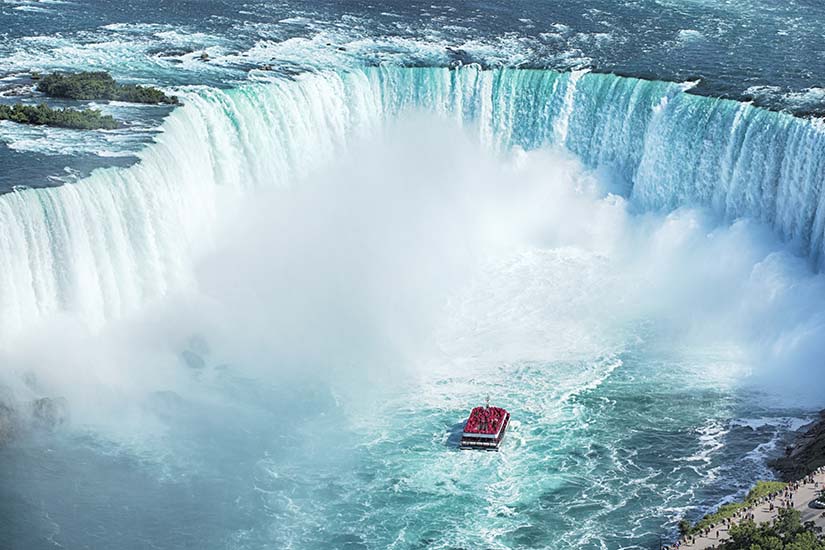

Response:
(29, 397), (69, 429)
(445, 46), (474, 68)
(0, 395), (70, 444)
(0, 402), (16, 444)
(181, 334), (210, 369)
(148, 47), (194, 58)
(181, 349), (206, 369)
(0, 84), (34, 98)
(770, 409), (825, 481)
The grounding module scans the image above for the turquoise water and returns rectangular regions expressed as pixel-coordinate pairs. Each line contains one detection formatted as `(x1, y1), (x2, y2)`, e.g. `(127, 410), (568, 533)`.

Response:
(1, 5), (825, 549)
(2, 69), (824, 548)
(5, 0), (825, 189)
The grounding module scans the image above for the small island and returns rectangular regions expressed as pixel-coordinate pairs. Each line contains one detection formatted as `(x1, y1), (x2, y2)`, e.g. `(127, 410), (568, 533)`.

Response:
(0, 103), (118, 130)
(0, 71), (179, 130)
(36, 71), (179, 105)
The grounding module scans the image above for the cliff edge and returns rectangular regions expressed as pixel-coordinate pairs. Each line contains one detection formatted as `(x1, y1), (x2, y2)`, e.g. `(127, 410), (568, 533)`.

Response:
(769, 409), (825, 481)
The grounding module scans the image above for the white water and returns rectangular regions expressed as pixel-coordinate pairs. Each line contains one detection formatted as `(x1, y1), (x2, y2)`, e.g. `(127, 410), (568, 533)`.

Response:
(0, 76), (376, 341)
(2, 68), (825, 550)
(1, 66), (824, 417)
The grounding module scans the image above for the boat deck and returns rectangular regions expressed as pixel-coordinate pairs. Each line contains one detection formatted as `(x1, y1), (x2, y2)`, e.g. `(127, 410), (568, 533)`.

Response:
(459, 406), (510, 451)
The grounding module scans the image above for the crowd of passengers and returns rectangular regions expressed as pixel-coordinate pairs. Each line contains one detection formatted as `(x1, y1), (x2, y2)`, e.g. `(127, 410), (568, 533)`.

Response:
(465, 406), (507, 434)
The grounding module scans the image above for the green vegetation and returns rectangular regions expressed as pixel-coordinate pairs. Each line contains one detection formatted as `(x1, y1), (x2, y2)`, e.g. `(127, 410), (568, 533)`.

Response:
(678, 519), (692, 537)
(688, 481), (788, 535)
(0, 71), (177, 130)
(0, 103), (118, 130)
(719, 508), (824, 549)
(37, 71), (179, 105)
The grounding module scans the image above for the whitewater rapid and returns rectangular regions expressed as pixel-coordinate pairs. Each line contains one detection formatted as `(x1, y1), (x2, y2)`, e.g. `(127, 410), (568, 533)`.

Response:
(3, 65), (825, 550)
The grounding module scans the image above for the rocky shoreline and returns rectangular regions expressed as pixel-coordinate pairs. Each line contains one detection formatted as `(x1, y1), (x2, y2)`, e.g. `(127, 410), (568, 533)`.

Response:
(664, 411), (825, 549)
(770, 409), (825, 481)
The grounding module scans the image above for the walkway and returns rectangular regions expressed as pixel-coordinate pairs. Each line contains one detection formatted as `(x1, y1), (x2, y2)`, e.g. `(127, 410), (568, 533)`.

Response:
(668, 467), (825, 550)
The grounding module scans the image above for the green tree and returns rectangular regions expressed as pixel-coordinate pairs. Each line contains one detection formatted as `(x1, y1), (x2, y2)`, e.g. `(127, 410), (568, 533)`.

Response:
(0, 103), (118, 130)
(678, 519), (692, 537)
(719, 509), (825, 550)
(37, 71), (178, 104)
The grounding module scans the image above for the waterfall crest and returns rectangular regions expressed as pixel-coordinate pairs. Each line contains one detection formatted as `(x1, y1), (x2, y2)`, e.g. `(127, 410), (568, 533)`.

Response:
(2, 66), (824, 340)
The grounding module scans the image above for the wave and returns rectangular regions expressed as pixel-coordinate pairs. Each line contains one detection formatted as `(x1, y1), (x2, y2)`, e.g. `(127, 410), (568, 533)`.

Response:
(2, 65), (824, 341)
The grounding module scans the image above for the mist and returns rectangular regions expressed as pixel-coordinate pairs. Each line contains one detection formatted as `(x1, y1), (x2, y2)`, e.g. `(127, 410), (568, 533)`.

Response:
(1, 112), (824, 438)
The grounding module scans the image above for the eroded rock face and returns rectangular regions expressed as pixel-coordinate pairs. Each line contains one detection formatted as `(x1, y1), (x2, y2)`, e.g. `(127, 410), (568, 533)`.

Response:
(0, 402), (17, 444)
(29, 397), (69, 430)
(770, 410), (825, 481)
(0, 396), (71, 445)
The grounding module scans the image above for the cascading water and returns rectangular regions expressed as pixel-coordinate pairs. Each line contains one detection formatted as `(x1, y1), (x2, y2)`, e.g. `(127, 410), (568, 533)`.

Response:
(3, 66), (825, 344)
(3, 64), (825, 550)
(0, 76), (381, 340)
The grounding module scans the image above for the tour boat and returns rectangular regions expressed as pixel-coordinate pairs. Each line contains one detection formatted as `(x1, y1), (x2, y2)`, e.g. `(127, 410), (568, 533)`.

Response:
(459, 399), (510, 451)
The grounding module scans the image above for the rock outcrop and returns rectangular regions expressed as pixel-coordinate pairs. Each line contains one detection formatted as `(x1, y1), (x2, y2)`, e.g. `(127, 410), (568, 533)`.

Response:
(0, 402), (17, 444)
(770, 409), (825, 481)
(0, 396), (70, 445)
(29, 397), (69, 429)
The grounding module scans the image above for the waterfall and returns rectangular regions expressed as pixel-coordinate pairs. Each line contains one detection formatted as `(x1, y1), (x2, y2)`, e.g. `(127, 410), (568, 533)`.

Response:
(2, 65), (824, 341)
